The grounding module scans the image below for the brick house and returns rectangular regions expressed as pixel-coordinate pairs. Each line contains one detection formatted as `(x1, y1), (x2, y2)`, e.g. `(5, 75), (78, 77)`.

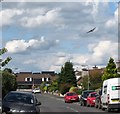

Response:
(16, 71), (58, 89)
(77, 66), (105, 88)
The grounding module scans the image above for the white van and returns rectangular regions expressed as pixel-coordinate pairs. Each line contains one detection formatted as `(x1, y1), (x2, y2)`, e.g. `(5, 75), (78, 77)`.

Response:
(101, 78), (120, 112)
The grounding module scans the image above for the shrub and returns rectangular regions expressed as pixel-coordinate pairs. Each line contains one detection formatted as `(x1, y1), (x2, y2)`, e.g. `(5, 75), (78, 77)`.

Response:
(69, 86), (78, 93)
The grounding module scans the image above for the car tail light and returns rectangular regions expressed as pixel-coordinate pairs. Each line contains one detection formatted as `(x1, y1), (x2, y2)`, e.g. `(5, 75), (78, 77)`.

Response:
(107, 94), (110, 104)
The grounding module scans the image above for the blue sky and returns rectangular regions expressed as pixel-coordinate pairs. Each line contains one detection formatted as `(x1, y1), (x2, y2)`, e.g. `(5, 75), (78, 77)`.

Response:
(1, 1), (119, 73)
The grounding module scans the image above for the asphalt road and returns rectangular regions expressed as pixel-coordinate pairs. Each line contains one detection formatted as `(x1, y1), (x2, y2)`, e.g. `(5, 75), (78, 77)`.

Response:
(35, 93), (120, 113)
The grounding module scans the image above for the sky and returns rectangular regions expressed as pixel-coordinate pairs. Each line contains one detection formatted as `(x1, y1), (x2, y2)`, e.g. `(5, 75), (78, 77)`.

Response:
(1, 0), (120, 73)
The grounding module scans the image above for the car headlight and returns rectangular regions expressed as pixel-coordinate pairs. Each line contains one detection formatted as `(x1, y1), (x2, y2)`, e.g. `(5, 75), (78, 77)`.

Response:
(93, 100), (95, 102)
(20, 110), (36, 112)
(10, 109), (19, 112)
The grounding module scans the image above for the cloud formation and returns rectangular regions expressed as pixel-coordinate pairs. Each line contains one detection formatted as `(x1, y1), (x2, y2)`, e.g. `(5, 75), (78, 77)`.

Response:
(5, 37), (59, 53)
(2, 2), (118, 72)
(0, 9), (24, 26)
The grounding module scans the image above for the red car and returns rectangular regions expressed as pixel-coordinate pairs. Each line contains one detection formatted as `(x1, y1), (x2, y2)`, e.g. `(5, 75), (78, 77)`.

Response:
(64, 92), (79, 103)
(86, 92), (98, 107)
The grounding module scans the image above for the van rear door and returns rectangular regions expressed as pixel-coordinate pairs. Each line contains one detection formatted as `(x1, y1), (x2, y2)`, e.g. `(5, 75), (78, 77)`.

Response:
(110, 84), (120, 104)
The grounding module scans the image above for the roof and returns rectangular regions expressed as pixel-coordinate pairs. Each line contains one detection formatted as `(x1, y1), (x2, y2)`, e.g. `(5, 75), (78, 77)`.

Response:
(82, 90), (95, 92)
(8, 91), (33, 95)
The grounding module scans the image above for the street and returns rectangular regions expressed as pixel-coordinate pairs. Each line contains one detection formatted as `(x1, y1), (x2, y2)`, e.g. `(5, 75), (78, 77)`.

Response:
(35, 93), (120, 113)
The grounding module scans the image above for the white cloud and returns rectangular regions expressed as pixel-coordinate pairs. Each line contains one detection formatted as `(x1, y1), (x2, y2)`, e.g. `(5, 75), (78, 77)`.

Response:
(25, 8), (47, 16)
(20, 8), (63, 28)
(5, 40), (28, 53)
(88, 40), (118, 64)
(105, 8), (118, 28)
(49, 65), (61, 72)
(5, 37), (59, 53)
(1, 7), (64, 28)
(23, 59), (36, 64)
(55, 57), (67, 66)
(72, 55), (88, 65)
(0, 9), (24, 26)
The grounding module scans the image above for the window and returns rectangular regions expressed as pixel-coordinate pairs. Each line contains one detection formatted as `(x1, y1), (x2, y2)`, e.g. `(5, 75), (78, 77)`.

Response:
(25, 77), (32, 82)
(103, 85), (107, 94)
(4, 93), (34, 104)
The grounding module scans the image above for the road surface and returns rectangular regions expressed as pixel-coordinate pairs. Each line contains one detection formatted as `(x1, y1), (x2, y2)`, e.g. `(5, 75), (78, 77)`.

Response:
(35, 93), (120, 113)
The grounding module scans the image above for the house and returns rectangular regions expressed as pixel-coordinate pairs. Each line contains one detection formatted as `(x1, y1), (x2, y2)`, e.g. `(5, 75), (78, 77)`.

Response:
(116, 60), (120, 73)
(77, 66), (105, 89)
(16, 71), (58, 89)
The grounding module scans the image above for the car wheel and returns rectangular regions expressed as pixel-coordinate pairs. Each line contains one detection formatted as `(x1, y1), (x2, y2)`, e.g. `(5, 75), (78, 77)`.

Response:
(98, 101), (101, 109)
(80, 101), (82, 106)
(95, 101), (98, 108)
(107, 106), (111, 112)
(83, 102), (86, 106)
(90, 104), (93, 107)
(101, 105), (105, 111)
(95, 103), (98, 108)
(87, 102), (89, 107)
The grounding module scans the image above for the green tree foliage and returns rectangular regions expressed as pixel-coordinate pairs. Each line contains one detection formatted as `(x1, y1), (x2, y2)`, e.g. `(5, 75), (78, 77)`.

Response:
(2, 68), (17, 97)
(102, 57), (120, 81)
(1, 57), (12, 67)
(0, 48), (7, 55)
(90, 74), (102, 90)
(0, 48), (12, 67)
(82, 75), (88, 90)
(59, 83), (72, 95)
(0, 48), (13, 98)
(58, 61), (77, 95)
(69, 86), (78, 93)
(48, 80), (58, 92)
(40, 82), (46, 92)
(82, 73), (102, 90)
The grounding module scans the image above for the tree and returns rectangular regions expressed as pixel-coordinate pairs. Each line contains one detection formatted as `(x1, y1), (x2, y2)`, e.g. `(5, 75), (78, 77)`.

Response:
(89, 73), (102, 90)
(40, 82), (47, 92)
(0, 48), (16, 97)
(58, 61), (77, 95)
(48, 80), (58, 92)
(0, 48), (12, 67)
(2, 69), (17, 97)
(102, 57), (120, 81)
(82, 75), (88, 90)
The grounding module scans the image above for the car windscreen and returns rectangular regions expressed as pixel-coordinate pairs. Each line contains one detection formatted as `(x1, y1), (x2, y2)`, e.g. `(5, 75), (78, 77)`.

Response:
(4, 93), (34, 104)
(91, 93), (98, 97)
(67, 93), (77, 96)
(83, 91), (94, 98)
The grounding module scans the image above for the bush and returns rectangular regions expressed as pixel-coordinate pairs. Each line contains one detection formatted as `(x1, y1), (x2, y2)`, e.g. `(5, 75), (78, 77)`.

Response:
(69, 87), (83, 95)
(69, 86), (78, 93)
(59, 83), (72, 95)
(76, 89), (83, 95)
(2, 70), (17, 97)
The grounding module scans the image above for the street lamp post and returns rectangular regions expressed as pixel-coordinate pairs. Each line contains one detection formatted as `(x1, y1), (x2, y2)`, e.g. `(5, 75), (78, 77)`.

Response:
(87, 68), (90, 90)
(81, 65), (90, 90)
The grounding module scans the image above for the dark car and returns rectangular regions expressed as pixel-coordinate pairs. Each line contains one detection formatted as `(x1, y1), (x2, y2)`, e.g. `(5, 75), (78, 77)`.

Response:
(2, 91), (41, 114)
(80, 90), (95, 106)
(64, 92), (79, 103)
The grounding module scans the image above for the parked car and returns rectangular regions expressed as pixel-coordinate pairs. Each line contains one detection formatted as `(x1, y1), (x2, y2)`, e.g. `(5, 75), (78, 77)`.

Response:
(86, 92), (98, 107)
(32, 88), (41, 94)
(64, 92), (79, 103)
(80, 90), (95, 106)
(2, 91), (41, 114)
(95, 89), (102, 109)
